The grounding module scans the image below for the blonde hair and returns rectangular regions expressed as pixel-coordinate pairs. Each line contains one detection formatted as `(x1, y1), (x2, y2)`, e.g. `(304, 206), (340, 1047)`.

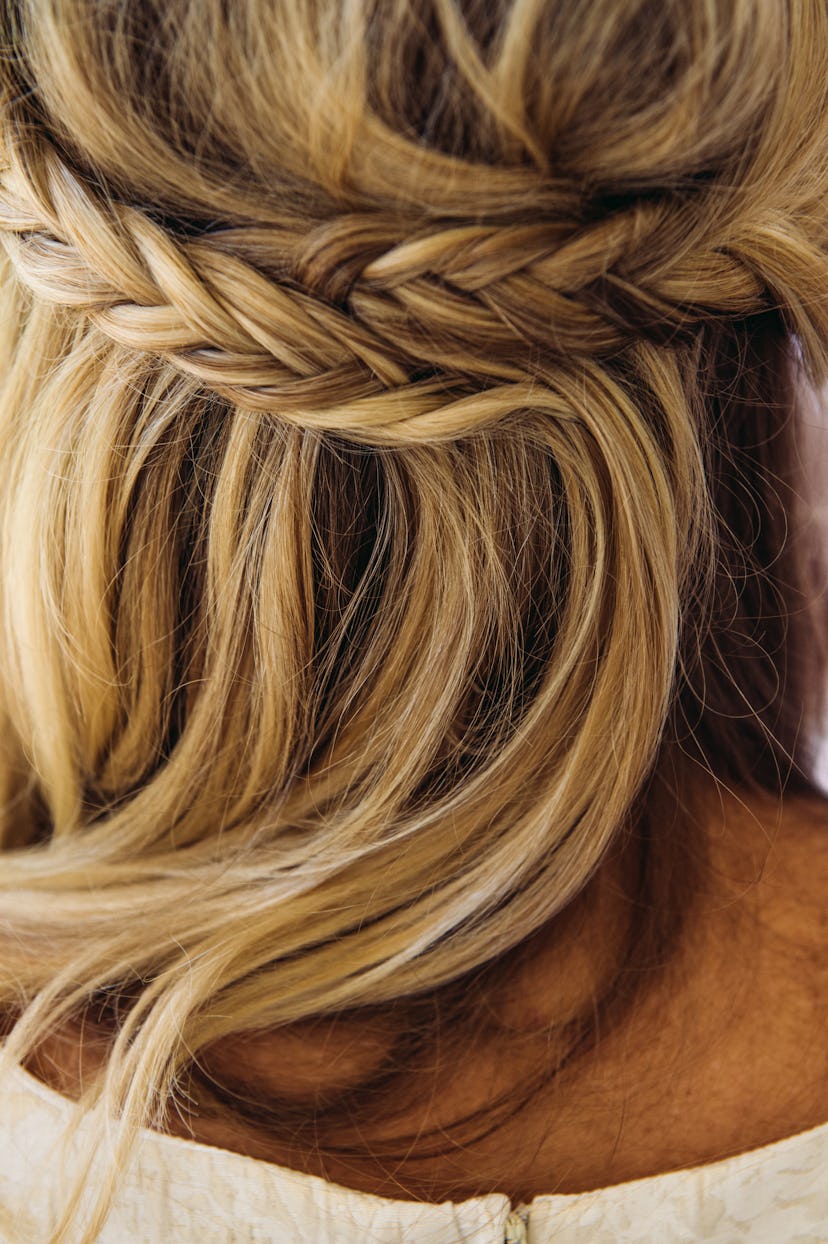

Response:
(0, 0), (827, 1239)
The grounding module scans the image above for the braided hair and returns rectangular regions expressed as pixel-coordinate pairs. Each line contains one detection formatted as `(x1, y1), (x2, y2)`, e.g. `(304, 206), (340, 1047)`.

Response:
(0, 2), (826, 1240)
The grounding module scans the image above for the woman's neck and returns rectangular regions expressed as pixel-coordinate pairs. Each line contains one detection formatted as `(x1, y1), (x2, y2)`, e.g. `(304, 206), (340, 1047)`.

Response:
(26, 783), (828, 1202)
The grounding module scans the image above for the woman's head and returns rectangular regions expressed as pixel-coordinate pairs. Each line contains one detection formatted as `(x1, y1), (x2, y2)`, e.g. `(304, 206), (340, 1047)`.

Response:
(0, 2), (827, 1240)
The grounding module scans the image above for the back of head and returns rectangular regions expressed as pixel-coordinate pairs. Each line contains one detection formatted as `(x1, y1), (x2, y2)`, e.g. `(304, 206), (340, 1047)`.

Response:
(0, 2), (827, 1240)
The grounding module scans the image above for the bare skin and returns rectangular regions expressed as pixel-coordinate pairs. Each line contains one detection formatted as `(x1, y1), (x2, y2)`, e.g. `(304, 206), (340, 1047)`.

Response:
(29, 782), (828, 1204)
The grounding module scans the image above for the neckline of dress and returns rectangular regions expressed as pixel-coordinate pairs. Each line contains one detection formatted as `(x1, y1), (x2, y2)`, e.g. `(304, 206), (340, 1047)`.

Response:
(9, 1056), (828, 1213)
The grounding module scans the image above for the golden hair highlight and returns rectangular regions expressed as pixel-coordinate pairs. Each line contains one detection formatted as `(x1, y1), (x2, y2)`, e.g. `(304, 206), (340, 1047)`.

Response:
(0, 2), (826, 1239)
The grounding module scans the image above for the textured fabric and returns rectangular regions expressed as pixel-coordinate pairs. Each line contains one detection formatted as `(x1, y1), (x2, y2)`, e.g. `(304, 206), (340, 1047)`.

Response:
(1, 1061), (826, 1243)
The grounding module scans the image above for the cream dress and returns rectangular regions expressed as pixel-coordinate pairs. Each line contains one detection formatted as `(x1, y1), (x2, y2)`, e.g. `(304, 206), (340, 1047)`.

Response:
(1, 1060), (826, 1243)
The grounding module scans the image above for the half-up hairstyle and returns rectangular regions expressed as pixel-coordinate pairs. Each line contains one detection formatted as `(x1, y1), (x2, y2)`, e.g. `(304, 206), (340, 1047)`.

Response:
(0, 2), (827, 1240)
